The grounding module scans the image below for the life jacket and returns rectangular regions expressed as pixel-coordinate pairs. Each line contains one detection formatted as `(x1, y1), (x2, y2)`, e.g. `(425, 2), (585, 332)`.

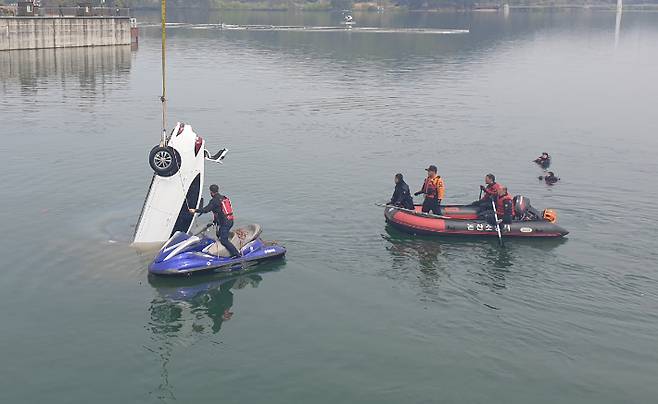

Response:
(482, 182), (501, 199)
(423, 176), (444, 200)
(495, 193), (515, 217)
(543, 209), (557, 223)
(220, 196), (234, 221)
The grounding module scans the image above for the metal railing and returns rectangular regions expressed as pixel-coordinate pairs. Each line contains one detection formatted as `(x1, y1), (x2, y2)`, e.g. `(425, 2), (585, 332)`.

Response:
(38, 7), (131, 17)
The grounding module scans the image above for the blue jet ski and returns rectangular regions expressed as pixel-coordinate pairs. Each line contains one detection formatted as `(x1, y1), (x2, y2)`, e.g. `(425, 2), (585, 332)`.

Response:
(149, 224), (286, 276)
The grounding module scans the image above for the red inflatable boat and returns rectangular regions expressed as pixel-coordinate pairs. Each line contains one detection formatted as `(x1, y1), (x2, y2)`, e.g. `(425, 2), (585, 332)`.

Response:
(384, 203), (568, 238)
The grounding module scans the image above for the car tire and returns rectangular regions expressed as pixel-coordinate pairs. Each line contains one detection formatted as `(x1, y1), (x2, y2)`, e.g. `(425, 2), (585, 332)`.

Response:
(149, 146), (180, 177)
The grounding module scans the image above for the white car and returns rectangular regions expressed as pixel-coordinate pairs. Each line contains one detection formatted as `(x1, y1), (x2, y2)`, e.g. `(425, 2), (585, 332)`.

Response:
(133, 122), (227, 244)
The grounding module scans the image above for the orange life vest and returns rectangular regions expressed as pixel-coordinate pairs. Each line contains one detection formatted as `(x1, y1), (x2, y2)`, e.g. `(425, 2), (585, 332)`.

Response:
(423, 176), (445, 200)
(495, 193), (515, 216)
(482, 182), (501, 199)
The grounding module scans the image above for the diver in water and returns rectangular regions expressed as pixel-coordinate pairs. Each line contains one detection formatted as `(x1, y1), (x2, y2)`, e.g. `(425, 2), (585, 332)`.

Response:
(539, 171), (560, 185)
(414, 165), (444, 215)
(189, 184), (241, 258)
(534, 152), (551, 168)
(389, 173), (415, 210)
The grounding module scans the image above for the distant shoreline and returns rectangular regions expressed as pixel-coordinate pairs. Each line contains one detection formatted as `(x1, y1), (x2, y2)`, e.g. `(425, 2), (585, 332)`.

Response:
(130, 4), (658, 13)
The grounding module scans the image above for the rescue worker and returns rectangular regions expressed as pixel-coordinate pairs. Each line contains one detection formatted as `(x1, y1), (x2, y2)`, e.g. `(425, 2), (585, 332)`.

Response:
(472, 173), (501, 211)
(189, 184), (240, 258)
(389, 173), (414, 210)
(539, 171), (560, 185)
(534, 152), (551, 168)
(414, 165), (444, 215)
(480, 186), (515, 226)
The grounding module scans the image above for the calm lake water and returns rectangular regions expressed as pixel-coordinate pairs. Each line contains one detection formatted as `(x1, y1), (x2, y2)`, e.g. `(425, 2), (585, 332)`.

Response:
(2, 9), (658, 404)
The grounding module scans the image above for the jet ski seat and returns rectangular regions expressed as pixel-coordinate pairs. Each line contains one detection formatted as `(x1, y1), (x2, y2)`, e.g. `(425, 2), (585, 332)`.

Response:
(203, 224), (262, 257)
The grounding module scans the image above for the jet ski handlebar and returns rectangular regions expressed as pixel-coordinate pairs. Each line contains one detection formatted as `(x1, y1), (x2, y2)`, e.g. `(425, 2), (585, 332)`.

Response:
(192, 223), (214, 236)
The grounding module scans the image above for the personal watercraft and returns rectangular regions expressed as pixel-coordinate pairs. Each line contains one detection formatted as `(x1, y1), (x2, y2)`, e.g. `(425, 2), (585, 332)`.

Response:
(384, 197), (568, 238)
(149, 224), (286, 276)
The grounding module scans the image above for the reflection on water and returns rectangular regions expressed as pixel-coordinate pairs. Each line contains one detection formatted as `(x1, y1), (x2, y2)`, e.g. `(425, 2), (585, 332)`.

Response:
(615, 6), (623, 48)
(383, 224), (569, 298)
(145, 269), (277, 401)
(148, 273), (264, 336)
(2, 9), (658, 404)
(384, 228), (443, 272)
(0, 45), (132, 88)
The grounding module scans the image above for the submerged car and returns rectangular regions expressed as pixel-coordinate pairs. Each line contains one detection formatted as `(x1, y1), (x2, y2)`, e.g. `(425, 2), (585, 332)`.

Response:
(133, 122), (227, 244)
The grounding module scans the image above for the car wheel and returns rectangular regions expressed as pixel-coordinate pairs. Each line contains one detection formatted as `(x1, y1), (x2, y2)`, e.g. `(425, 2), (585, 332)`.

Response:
(149, 146), (180, 177)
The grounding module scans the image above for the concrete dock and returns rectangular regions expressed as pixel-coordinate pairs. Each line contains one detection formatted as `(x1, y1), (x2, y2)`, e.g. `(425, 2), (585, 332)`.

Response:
(0, 17), (131, 51)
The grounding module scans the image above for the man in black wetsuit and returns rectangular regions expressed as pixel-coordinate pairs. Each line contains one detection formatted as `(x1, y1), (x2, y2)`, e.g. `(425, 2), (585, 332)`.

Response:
(189, 184), (241, 258)
(540, 171), (560, 185)
(534, 152), (551, 169)
(389, 173), (415, 210)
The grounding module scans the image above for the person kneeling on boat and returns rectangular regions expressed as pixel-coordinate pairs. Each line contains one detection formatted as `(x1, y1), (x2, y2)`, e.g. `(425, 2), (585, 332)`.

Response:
(389, 173), (414, 210)
(414, 165), (444, 215)
(480, 186), (515, 226)
(472, 173), (501, 212)
(189, 184), (241, 258)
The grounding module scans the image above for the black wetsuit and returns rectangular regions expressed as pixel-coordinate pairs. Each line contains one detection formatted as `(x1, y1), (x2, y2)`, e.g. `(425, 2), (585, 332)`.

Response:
(198, 194), (240, 257)
(389, 180), (415, 210)
(544, 175), (559, 184)
(535, 156), (551, 169)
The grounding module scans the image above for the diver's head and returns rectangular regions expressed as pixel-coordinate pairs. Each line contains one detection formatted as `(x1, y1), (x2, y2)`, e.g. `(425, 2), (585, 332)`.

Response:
(395, 173), (403, 184)
(209, 184), (219, 196)
(485, 173), (495, 184)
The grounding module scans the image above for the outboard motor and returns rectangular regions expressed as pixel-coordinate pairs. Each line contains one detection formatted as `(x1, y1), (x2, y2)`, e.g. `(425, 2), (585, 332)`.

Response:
(513, 195), (529, 220)
(513, 195), (542, 221)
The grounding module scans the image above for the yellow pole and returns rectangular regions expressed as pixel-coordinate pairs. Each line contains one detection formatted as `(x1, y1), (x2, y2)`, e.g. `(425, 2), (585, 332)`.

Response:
(160, 0), (167, 139)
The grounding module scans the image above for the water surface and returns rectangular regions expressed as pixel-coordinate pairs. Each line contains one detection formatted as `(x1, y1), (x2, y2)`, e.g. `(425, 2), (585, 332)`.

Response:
(1, 10), (658, 404)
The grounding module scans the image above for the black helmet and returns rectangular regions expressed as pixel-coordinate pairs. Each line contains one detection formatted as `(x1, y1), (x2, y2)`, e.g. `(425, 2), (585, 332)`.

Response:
(209, 184), (219, 193)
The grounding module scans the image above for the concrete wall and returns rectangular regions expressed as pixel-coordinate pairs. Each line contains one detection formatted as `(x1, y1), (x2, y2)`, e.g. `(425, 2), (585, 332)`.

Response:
(0, 17), (131, 51)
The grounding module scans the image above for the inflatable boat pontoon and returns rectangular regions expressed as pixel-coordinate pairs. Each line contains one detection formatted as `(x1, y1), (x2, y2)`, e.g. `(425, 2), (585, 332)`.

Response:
(384, 203), (568, 238)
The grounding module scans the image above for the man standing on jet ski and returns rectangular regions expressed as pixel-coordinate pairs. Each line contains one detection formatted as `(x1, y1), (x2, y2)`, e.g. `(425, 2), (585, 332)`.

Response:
(389, 173), (415, 210)
(189, 184), (241, 258)
(414, 165), (444, 215)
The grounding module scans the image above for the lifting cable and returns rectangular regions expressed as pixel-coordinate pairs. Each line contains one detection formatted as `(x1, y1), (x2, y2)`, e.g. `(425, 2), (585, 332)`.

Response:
(160, 0), (192, 213)
(160, 0), (167, 144)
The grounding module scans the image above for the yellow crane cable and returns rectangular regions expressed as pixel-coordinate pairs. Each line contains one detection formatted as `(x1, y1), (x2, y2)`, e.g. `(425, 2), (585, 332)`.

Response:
(160, 0), (167, 139)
